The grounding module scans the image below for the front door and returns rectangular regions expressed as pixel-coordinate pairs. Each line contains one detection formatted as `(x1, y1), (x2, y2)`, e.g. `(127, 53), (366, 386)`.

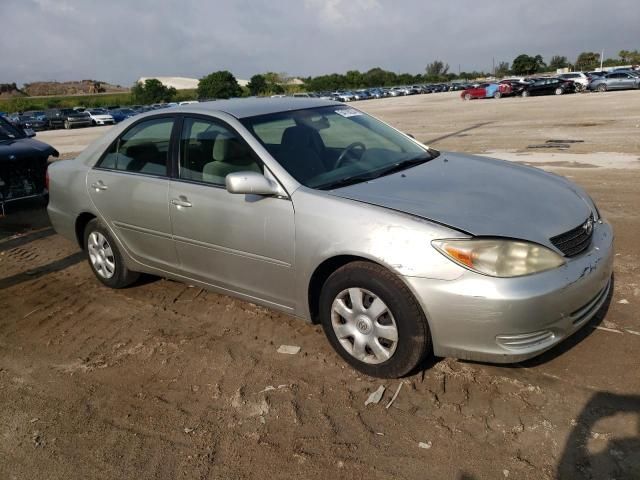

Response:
(168, 116), (295, 309)
(87, 116), (178, 270)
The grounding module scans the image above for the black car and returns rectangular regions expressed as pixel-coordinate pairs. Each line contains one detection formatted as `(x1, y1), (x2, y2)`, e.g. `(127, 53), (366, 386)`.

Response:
(521, 78), (577, 97)
(45, 108), (93, 129)
(0, 116), (58, 213)
(10, 114), (49, 131)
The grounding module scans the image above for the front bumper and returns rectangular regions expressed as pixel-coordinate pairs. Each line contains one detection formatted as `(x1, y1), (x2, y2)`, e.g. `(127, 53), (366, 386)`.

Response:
(404, 221), (614, 363)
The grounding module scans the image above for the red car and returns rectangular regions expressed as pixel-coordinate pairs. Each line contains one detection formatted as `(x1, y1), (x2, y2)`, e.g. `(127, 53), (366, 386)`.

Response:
(461, 83), (513, 100)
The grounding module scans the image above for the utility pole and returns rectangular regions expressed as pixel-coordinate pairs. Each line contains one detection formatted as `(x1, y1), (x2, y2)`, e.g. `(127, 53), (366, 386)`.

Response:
(492, 57), (495, 77)
(600, 49), (604, 71)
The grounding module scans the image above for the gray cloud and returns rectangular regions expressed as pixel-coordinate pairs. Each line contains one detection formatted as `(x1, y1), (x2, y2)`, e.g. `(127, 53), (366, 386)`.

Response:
(1, 0), (638, 86)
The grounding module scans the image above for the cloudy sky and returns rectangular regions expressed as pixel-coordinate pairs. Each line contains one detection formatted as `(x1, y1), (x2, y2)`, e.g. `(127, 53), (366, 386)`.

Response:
(1, 0), (638, 86)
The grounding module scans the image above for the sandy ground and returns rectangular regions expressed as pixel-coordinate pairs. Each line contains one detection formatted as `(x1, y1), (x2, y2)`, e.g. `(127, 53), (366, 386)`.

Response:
(1, 90), (639, 480)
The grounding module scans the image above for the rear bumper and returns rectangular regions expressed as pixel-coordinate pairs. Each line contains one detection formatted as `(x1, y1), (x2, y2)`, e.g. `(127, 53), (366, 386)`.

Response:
(404, 221), (614, 363)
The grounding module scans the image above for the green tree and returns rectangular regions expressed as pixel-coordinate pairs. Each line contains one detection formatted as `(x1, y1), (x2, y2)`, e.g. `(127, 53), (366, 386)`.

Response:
(131, 78), (177, 104)
(619, 50), (640, 64)
(425, 60), (449, 81)
(511, 54), (545, 75)
(495, 61), (510, 77)
(549, 55), (569, 70)
(345, 70), (363, 88)
(575, 52), (601, 71)
(247, 74), (268, 95)
(197, 71), (242, 99)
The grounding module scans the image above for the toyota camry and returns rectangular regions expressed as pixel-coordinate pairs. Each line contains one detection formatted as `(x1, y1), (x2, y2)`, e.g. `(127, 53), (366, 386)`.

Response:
(47, 98), (613, 378)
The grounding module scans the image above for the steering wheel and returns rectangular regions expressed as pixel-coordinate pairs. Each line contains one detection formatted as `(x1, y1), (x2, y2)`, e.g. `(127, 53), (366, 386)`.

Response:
(335, 142), (366, 168)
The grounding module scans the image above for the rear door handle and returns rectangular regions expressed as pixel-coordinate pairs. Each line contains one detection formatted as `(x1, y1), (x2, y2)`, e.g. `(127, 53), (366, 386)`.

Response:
(171, 196), (192, 208)
(91, 181), (108, 191)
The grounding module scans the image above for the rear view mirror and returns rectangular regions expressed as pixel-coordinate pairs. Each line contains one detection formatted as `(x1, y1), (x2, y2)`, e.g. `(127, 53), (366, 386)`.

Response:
(225, 171), (280, 196)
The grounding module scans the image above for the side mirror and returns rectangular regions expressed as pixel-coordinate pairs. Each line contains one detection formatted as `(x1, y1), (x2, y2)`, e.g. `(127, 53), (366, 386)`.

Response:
(225, 171), (280, 196)
(23, 128), (36, 138)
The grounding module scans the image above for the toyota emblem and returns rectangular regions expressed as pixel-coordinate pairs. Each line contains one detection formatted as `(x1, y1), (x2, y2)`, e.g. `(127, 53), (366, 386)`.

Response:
(583, 217), (594, 236)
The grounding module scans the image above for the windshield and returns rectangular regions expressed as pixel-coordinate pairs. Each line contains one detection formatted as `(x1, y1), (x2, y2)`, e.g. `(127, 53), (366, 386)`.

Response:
(0, 116), (24, 140)
(241, 106), (436, 189)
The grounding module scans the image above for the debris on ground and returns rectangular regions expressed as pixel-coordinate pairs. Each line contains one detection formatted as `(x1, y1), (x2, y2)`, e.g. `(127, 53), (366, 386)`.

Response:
(183, 427), (195, 434)
(594, 326), (623, 334)
(364, 385), (385, 406)
(385, 382), (403, 409)
(277, 345), (301, 355)
(618, 299), (630, 304)
(418, 441), (432, 449)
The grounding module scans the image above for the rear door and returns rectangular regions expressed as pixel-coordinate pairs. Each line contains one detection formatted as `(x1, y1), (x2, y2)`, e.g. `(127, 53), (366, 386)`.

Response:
(87, 116), (179, 270)
(168, 116), (296, 308)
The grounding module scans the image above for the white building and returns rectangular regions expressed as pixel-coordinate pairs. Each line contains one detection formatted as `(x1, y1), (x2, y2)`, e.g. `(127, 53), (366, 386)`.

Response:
(137, 76), (249, 90)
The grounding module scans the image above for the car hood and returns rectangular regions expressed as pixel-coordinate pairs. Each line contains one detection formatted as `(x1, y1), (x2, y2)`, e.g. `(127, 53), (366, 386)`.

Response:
(0, 138), (59, 161)
(328, 152), (594, 248)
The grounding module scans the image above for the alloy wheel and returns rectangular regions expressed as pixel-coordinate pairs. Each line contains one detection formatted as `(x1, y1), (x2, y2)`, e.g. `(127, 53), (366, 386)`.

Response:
(331, 288), (398, 364)
(87, 231), (116, 279)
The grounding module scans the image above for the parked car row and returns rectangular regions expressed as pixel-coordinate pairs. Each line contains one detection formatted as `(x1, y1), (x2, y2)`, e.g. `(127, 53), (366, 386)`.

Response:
(289, 83), (471, 103)
(461, 69), (639, 100)
(5, 101), (198, 131)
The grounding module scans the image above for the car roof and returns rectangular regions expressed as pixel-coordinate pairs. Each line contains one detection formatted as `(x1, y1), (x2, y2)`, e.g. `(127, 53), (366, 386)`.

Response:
(180, 97), (340, 119)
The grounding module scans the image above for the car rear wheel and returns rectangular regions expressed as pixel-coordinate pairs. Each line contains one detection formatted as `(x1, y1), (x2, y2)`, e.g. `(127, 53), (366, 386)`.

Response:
(319, 261), (431, 378)
(84, 219), (139, 289)
(464, 93), (472, 101)
(494, 91), (502, 99)
(555, 87), (564, 95)
(598, 84), (607, 92)
(64, 120), (70, 129)
(522, 90), (530, 98)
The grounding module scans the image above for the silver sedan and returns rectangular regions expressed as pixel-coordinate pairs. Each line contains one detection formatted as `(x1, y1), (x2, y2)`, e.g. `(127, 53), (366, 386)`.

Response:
(47, 98), (614, 378)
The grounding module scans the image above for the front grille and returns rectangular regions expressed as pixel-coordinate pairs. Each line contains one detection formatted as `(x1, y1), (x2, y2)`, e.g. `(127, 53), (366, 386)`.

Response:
(550, 216), (594, 257)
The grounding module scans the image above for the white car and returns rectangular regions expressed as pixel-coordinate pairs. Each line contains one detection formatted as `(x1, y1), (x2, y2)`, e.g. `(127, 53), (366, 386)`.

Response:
(87, 109), (115, 126)
(179, 100), (199, 106)
(557, 72), (590, 89)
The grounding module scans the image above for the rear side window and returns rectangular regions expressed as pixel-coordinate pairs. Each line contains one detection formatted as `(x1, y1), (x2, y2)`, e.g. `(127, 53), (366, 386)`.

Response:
(98, 117), (174, 176)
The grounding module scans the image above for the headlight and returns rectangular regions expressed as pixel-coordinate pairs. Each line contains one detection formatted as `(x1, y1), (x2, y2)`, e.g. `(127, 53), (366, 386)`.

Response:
(432, 239), (565, 277)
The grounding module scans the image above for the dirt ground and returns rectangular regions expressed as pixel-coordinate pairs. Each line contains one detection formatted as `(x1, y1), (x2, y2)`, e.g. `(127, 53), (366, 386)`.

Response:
(1, 91), (639, 480)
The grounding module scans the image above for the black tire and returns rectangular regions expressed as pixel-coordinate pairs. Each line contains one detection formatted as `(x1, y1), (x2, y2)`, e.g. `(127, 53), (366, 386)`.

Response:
(83, 219), (139, 288)
(522, 90), (530, 98)
(598, 84), (607, 92)
(64, 120), (70, 129)
(464, 93), (472, 101)
(555, 87), (564, 95)
(319, 261), (431, 378)
(494, 91), (502, 99)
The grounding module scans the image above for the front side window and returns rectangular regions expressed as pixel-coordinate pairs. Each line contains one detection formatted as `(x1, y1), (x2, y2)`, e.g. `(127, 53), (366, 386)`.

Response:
(242, 106), (435, 190)
(98, 117), (174, 175)
(179, 117), (262, 185)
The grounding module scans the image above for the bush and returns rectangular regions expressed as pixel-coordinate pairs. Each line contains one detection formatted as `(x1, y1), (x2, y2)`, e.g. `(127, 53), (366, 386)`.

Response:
(197, 71), (242, 99)
(131, 79), (177, 104)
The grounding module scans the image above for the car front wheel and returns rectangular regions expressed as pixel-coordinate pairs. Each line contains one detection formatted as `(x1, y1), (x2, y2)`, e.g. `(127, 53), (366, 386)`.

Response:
(84, 219), (139, 288)
(319, 261), (431, 378)
(598, 84), (607, 92)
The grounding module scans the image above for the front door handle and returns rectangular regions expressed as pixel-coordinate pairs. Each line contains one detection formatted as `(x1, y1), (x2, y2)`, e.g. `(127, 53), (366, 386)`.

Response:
(91, 181), (108, 191)
(171, 196), (192, 208)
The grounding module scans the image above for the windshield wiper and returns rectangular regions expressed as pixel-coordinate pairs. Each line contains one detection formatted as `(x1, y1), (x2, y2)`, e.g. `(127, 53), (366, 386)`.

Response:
(316, 173), (379, 190)
(316, 150), (439, 191)
(370, 152), (436, 178)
